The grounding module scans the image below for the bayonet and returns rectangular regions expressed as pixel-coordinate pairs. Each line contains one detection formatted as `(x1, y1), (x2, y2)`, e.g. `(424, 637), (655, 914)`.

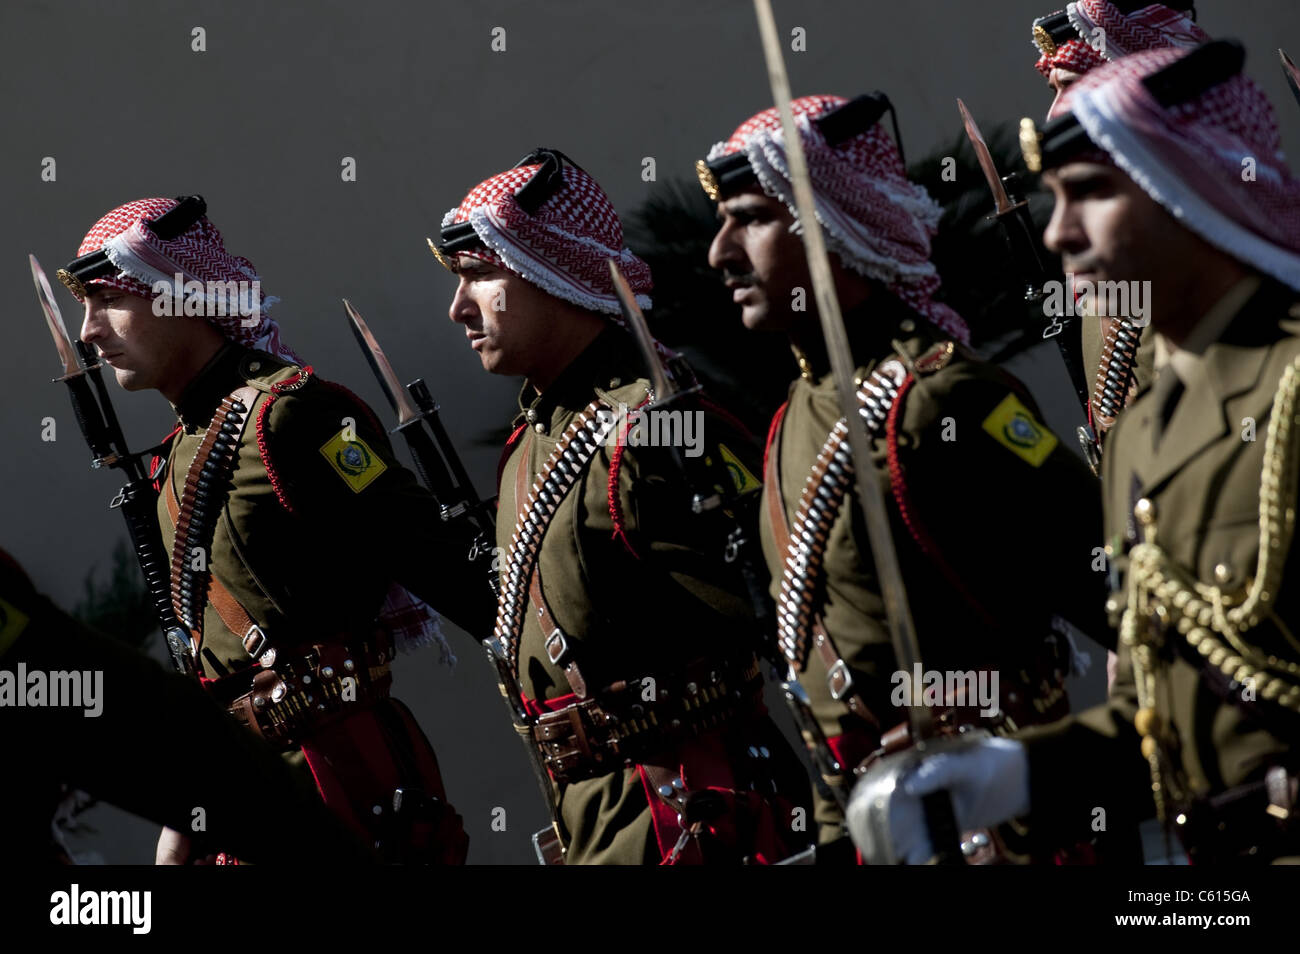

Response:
(957, 99), (1098, 467)
(344, 299), (422, 426)
(31, 255), (81, 379)
(1281, 49), (1300, 112)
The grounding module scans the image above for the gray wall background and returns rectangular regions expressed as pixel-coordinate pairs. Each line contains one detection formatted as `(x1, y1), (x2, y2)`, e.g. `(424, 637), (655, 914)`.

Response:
(4, 0), (1298, 863)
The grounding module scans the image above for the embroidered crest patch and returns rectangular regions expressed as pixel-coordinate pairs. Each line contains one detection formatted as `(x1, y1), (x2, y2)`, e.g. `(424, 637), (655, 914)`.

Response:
(320, 429), (387, 492)
(0, 597), (30, 658)
(981, 394), (1058, 467)
(717, 442), (761, 496)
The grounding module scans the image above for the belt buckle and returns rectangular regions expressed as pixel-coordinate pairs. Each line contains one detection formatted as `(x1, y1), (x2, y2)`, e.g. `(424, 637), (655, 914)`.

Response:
(826, 659), (854, 701)
(243, 624), (270, 660)
(545, 628), (570, 666)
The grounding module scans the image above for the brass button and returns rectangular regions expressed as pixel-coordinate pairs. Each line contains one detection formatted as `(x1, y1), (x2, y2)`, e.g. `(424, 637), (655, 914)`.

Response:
(1134, 498), (1155, 527)
(899, 318), (915, 333)
(609, 377), (622, 388)
(248, 361), (261, 372)
(525, 408), (537, 424)
(534, 422), (546, 434)
(1214, 563), (1232, 584)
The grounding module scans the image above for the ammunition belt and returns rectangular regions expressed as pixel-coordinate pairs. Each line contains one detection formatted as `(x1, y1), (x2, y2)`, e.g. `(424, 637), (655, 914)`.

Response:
(219, 633), (395, 749)
(530, 655), (765, 784)
(776, 360), (905, 677)
(494, 400), (619, 676)
(169, 386), (259, 640)
(1091, 318), (1142, 435)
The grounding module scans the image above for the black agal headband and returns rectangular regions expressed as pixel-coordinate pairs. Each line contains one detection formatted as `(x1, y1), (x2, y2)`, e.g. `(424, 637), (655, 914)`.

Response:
(432, 147), (581, 268)
(57, 195), (207, 299)
(695, 92), (903, 201)
(1031, 3), (1197, 60)
(1021, 38), (1244, 173)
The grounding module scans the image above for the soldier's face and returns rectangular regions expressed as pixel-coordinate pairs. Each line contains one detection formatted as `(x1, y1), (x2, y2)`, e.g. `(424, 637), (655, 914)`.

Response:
(447, 256), (567, 377)
(1042, 161), (1166, 288)
(79, 286), (216, 396)
(1045, 67), (1084, 120)
(1043, 160), (1214, 329)
(708, 190), (811, 332)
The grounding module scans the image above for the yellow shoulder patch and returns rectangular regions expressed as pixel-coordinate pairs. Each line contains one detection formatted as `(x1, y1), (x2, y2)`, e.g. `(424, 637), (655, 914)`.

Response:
(319, 429), (388, 493)
(717, 442), (762, 496)
(981, 394), (1058, 467)
(0, 597), (30, 659)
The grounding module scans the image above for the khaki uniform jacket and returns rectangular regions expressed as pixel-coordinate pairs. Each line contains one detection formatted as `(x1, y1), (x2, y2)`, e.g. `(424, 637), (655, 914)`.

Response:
(761, 300), (1110, 842)
(496, 326), (809, 864)
(1021, 278), (1300, 860)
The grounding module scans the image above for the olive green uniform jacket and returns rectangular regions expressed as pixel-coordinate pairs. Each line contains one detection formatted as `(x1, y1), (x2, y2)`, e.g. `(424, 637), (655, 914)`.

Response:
(1020, 278), (1300, 861)
(158, 343), (494, 672)
(761, 299), (1110, 843)
(496, 327), (810, 864)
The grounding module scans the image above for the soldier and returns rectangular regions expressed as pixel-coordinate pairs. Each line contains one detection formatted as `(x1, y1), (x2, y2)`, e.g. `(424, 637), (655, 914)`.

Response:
(698, 93), (1110, 854)
(430, 148), (812, 864)
(0, 547), (375, 864)
(58, 195), (493, 863)
(1030, 1), (1209, 451)
(870, 40), (1300, 864)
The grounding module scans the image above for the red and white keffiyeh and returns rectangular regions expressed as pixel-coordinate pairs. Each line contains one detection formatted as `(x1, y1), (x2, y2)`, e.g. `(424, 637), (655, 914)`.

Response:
(71, 197), (300, 363)
(706, 95), (969, 343)
(439, 162), (653, 316)
(1033, 2), (1208, 80)
(1059, 46), (1300, 290)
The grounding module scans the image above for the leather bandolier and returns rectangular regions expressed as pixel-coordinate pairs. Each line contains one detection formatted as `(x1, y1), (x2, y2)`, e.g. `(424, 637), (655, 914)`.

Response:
(159, 378), (466, 864)
(497, 396), (801, 864)
(767, 344), (1073, 862)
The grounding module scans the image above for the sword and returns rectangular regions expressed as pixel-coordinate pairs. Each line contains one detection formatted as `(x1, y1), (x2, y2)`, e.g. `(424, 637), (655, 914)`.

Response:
(956, 99), (1098, 466)
(751, 0), (962, 862)
(1282, 49), (1300, 112)
(30, 254), (194, 673)
(607, 262), (674, 405)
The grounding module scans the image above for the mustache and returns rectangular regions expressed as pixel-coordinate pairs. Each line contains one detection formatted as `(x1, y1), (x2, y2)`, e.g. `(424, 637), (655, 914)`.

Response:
(720, 267), (757, 285)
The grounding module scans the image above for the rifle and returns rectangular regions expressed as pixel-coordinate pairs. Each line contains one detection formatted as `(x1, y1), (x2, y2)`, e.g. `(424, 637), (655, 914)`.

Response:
(29, 255), (194, 674)
(343, 300), (568, 862)
(342, 300), (499, 597)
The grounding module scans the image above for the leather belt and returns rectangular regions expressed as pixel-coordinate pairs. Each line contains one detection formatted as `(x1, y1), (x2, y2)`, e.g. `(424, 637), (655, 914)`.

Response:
(530, 655), (765, 784)
(218, 633), (395, 749)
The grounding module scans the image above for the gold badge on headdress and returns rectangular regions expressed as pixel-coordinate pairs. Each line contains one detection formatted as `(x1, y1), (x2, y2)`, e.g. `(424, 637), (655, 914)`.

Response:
(56, 268), (87, 300)
(1033, 24), (1057, 58)
(426, 237), (457, 274)
(1019, 117), (1043, 174)
(695, 159), (720, 202)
